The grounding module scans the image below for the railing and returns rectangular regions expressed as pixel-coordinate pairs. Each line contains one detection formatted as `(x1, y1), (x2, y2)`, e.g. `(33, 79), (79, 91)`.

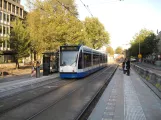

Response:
(132, 64), (161, 92)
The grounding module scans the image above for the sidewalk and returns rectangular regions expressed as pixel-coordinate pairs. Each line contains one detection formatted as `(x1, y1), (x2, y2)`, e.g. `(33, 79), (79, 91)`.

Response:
(0, 72), (43, 83)
(0, 73), (59, 99)
(88, 67), (161, 120)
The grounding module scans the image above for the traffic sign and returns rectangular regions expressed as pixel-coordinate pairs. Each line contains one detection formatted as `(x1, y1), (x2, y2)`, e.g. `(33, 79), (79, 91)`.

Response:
(138, 54), (142, 58)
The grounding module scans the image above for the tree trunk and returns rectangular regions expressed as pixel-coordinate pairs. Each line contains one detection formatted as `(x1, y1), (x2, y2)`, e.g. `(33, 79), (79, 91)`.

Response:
(34, 52), (37, 61)
(30, 50), (33, 64)
(93, 44), (96, 49)
(15, 59), (20, 69)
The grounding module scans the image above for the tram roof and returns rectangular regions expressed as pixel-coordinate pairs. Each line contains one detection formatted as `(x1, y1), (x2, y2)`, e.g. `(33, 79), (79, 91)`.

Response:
(59, 45), (106, 55)
(81, 46), (107, 55)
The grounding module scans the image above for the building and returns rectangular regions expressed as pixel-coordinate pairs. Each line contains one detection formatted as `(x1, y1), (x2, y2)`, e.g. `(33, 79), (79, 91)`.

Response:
(156, 31), (161, 54)
(0, 0), (25, 63)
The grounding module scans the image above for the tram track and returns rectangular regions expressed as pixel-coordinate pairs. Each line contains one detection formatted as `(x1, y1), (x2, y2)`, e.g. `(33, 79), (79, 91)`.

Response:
(0, 65), (115, 120)
(75, 65), (118, 120)
(0, 78), (75, 115)
(26, 66), (113, 120)
(0, 75), (59, 99)
(0, 66), (111, 115)
(25, 65), (116, 120)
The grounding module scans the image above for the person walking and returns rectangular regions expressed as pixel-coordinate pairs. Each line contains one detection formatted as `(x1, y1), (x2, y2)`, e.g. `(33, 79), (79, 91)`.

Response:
(122, 58), (127, 74)
(31, 61), (36, 77)
(122, 58), (130, 76)
(126, 59), (130, 76)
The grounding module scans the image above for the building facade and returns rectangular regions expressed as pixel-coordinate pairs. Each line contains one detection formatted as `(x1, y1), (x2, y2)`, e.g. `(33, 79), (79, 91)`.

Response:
(0, 0), (25, 63)
(156, 31), (161, 54)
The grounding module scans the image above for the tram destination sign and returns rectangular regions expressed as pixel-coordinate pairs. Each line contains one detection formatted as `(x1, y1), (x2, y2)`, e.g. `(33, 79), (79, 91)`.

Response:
(60, 46), (79, 51)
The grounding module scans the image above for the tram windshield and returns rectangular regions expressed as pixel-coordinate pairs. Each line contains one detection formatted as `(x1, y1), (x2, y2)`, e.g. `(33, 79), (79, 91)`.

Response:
(60, 51), (78, 66)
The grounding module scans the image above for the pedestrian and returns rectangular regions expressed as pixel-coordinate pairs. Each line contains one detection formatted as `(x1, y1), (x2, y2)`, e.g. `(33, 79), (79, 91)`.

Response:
(126, 58), (130, 76)
(31, 62), (36, 77)
(122, 58), (130, 76)
(122, 58), (126, 74)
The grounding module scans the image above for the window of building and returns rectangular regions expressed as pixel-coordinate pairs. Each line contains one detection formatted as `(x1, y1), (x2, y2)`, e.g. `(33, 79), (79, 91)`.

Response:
(0, 25), (2, 34)
(0, 12), (2, 20)
(10, 15), (15, 21)
(3, 26), (5, 34)
(16, 7), (19, 15)
(12, 5), (15, 14)
(3, 13), (7, 21)
(0, 38), (2, 47)
(8, 3), (11, 12)
(5, 26), (7, 34)
(3, 13), (6, 21)
(7, 27), (10, 34)
(0, 0), (2, 8)
(5, 27), (7, 34)
(2, 26), (8, 35)
(20, 8), (22, 16)
(4, 0), (7, 10)
(7, 14), (9, 22)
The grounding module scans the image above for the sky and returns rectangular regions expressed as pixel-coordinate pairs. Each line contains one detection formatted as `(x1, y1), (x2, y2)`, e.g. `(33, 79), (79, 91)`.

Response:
(21, 0), (161, 49)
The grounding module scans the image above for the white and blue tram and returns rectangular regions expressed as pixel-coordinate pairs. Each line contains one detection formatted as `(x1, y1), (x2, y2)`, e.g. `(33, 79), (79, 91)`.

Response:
(59, 45), (107, 78)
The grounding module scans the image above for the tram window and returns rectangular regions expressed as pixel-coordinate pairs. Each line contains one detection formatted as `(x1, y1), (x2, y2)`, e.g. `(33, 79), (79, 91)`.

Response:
(103, 55), (105, 63)
(60, 51), (78, 66)
(102, 55), (104, 63)
(93, 54), (95, 65)
(101, 55), (103, 63)
(104, 55), (106, 63)
(84, 53), (91, 68)
(93, 54), (96, 65)
(93, 54), (99, 65)
(78, 50), (83, 69)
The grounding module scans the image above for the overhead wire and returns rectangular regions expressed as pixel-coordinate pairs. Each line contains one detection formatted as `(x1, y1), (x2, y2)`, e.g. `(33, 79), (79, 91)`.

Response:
(55, 0), (82, 22)
(28, 0), (82, 22)
(79, 0), (93, 17)
(78, 0), (123, 7)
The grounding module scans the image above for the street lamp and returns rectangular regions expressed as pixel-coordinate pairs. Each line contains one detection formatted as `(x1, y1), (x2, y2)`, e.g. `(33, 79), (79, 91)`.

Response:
(138, 39), (142, 62)
(139, 39), (140, 54)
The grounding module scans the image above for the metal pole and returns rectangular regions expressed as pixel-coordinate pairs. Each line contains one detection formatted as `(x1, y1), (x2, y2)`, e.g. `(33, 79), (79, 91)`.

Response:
(139, 39), (140, 54)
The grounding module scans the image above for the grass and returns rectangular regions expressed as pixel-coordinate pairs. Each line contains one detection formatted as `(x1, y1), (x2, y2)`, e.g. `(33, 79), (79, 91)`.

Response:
(155, 83), (161, 91)
(0, 65), (32, 77)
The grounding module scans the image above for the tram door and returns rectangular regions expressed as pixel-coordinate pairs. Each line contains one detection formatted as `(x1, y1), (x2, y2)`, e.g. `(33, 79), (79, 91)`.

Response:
(43, 55), (50, 76)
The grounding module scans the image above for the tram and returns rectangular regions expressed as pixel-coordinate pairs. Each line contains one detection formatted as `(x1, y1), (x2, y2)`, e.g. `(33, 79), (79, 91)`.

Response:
(59, 45), (107, 78)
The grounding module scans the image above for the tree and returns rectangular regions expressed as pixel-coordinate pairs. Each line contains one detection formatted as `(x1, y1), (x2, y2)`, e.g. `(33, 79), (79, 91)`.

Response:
(10, 18), (30, 68)
(106, 46), (114, 56)
(115, 46), (123, 54)
(84, 17), (110, 49)
(27, 0), (85, 60)
(129, 29), (159, 57)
